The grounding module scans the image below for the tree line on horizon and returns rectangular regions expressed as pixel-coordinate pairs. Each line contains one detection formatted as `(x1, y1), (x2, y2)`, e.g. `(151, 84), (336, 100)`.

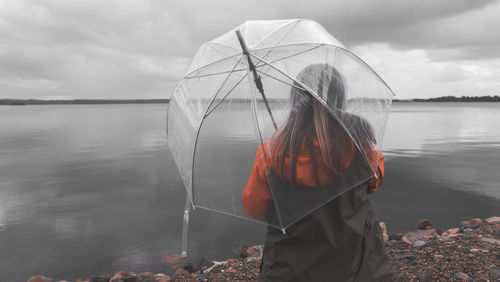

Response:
(394, 95), (500, 102)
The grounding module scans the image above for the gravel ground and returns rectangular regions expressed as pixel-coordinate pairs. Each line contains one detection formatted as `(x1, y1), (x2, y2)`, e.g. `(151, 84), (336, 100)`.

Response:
(28, 217), (500, 282)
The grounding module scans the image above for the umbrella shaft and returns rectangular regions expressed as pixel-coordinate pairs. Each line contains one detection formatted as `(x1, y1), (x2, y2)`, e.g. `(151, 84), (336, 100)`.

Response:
(235, 30), (278, 131)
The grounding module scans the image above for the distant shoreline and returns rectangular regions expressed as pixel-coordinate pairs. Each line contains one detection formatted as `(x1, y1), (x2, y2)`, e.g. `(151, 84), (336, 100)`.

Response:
(393, 95), (500, 103)
(1, 95), (499, 105)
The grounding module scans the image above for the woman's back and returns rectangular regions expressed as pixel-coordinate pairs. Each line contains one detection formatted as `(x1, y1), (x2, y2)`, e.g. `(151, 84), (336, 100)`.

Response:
(242, 133), (393, 281)
(242, 63), (394, 281)
(259, 178), (393, 281)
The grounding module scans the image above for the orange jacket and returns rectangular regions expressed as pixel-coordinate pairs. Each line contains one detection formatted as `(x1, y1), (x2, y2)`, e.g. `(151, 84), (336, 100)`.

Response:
(241, 139), (385, 220)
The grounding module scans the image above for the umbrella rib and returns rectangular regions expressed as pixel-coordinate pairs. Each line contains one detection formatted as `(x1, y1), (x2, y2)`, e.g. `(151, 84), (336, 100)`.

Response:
(203, 71), (251, 118)
(187, 43), (395, 100)
(253, 44), (324, 72)
(166, 80), (184, 137)
(185, 53), (242, 78)
(334, 48), (396, 97)
(281, 176), (373, 229)
(257, 70), (305, 90)
(207, 42), (245, 66)
(252, 42), (338, 51)
(190, 55), (245, 206)
(185, 43), (326, 79)
(193, 205), (283, 229)
(208, 40), (239, 50)
(251, 19), (300, 48)
(186, 68), (247, 79)
(248, 74), (286, 231)
(250, 53), (377, 176)
(186, 44), (324, 79)
(252, 20), (300, 64)
(186, 43), (318, 78)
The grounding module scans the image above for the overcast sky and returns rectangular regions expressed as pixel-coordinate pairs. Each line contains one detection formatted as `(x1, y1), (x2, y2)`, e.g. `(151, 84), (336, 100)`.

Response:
(0, 0), (499, 100)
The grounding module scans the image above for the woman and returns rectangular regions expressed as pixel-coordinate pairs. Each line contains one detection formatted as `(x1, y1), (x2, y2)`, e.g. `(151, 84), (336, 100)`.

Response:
(241, 64), (394, 281)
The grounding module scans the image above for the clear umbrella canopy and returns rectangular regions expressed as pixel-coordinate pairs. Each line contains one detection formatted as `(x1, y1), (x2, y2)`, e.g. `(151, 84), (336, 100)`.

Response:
(167, 19), (394, 230)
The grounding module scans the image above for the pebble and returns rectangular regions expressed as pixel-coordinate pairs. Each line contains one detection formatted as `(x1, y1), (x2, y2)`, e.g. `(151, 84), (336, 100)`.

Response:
(417, 271), (432, 282)
(172, 268), (193, 281)
(481, 237), (500, 245)
(28, 276), (53, 282)
(416, 219), (433, 230)
(454, 272), (470, 280)
(138, 272), (154, 278)
(235, 245), (261, 258)
(226, 258), (241, 264)
(486, 216), (500, 224)
(154, 274), (171, 282)
(391, 254), (417, 261)
(109, 271), (130, 282)
(404, 229), (438, 243)
(489, 268), (500, 278)
(414, 240), (426, 248)
(470, 218), (483, 225)
(162, 254), (184, 266)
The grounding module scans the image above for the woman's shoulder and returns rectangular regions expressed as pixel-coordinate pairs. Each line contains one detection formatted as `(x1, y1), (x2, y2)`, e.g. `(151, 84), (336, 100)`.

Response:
(254, 140), (271, 162)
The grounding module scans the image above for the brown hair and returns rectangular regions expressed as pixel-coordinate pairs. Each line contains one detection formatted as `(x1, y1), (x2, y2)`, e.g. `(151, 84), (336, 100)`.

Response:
(268, 64), (356, 187)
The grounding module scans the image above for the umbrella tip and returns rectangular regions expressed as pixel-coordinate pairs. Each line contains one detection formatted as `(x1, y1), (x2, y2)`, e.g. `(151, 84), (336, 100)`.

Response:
(235, 30), (249, 55)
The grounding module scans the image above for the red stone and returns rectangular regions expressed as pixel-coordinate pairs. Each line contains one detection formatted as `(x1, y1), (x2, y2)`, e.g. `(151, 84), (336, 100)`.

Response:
(28, 276), (53, 282)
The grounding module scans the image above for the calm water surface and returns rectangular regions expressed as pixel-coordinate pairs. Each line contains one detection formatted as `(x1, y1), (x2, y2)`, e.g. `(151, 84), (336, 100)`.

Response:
(0, 103), (499, 280)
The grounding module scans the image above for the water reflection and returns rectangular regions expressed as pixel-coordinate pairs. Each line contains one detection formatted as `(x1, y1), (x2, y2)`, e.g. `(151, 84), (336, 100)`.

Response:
(0, 103), (498, 280)
(382, 102), (500, 157)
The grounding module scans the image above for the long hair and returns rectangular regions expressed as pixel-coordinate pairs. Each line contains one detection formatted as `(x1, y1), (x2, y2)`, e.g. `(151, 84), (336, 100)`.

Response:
(268, 64), (358, 187)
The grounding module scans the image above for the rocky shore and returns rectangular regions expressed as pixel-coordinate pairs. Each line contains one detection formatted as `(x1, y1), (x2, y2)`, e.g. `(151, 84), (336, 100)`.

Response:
(29, 216), (500, 282)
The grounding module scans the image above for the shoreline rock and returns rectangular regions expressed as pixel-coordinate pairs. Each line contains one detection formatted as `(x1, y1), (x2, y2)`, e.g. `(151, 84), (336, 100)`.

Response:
(29, 216), (500, 282)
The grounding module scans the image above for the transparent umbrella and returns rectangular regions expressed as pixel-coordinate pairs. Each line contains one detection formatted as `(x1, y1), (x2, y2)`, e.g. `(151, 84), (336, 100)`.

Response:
(167, 19), (394, 255)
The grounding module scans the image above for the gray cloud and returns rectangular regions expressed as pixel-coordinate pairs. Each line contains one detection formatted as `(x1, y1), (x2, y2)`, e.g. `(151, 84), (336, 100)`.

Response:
(0, 0), (498, 99)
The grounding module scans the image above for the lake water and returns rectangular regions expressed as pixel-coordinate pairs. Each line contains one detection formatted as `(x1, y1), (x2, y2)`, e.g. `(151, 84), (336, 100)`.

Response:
(0, 102), (499, 280)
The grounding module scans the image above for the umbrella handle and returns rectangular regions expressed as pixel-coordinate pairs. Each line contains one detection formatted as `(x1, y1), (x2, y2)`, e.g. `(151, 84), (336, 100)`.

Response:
(181, 194), (190, 257)
(235, 30), (278, 131)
